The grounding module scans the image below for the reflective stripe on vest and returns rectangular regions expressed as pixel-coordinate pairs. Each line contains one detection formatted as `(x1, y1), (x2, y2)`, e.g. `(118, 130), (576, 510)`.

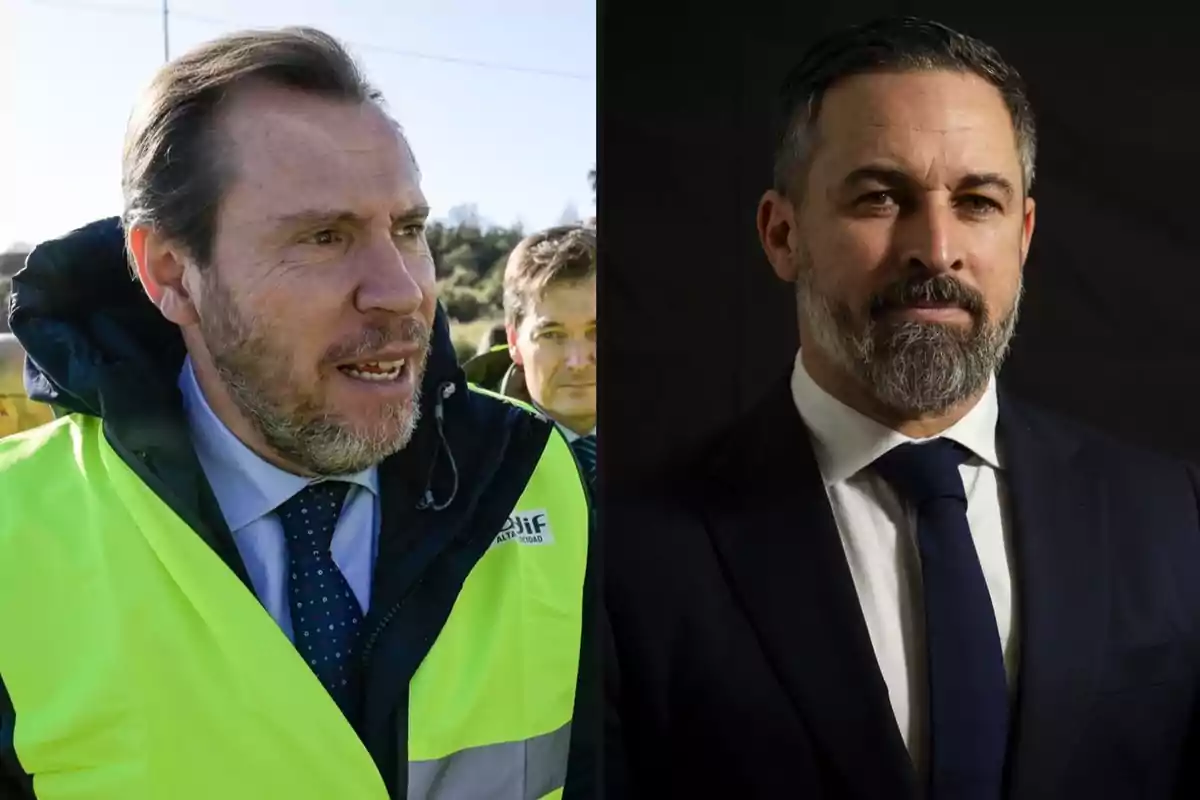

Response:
(0, 403), (587, 800)
(408, 721), (571, 800)
(407, 389), (587, 799)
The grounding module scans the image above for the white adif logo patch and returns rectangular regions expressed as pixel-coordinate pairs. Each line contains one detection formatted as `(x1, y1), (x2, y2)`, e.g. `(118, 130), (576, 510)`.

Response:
(492, 509), (555, 547)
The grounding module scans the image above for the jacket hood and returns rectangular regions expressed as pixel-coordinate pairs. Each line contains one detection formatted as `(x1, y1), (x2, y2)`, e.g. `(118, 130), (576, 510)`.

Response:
(463, 347), (535, 407)
(462, 344), (511, 389)
(8, 216), (463, 422)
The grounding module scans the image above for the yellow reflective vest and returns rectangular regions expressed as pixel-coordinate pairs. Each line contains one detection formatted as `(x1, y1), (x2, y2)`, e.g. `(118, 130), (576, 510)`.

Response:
(0, 402), (588, 799)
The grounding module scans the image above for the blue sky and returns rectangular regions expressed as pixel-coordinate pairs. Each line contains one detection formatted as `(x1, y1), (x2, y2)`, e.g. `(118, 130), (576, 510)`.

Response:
(0, 0), (596, 250)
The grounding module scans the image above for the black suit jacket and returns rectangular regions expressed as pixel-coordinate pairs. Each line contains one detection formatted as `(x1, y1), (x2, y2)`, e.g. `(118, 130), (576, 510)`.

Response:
(604, 375), (1200, 799)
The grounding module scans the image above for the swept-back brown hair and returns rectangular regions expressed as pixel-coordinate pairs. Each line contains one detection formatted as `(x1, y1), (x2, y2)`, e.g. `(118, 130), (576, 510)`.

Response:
(503, 225), (597, 328)
(122, 26), (381, 266)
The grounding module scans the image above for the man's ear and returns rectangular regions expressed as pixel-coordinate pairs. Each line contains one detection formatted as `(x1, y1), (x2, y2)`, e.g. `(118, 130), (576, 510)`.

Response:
(128, 224), (200, 326)
(757, 189), (803, 282)
(1019, 195), (1037, 267)
(506, 323), (523, 366)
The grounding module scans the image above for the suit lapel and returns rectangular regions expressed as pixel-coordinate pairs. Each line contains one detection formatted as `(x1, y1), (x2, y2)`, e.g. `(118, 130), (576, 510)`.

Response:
(999, 392), (1110, 799)
(699, 378), (917, 798)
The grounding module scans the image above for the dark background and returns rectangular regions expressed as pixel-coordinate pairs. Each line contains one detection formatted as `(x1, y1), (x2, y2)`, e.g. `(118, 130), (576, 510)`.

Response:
(601, 2), (1200, 483)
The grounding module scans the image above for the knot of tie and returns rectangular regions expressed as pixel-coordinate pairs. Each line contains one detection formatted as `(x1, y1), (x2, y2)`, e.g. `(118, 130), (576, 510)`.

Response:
(872, 439), (970, 508)
(277, 481), (351, 554)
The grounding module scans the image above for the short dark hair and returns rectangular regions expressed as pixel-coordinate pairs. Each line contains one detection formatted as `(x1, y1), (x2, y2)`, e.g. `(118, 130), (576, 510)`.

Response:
(773, 17), (1036, 198)
(502, 225), (597, 328)
(122, 26), (382, 266)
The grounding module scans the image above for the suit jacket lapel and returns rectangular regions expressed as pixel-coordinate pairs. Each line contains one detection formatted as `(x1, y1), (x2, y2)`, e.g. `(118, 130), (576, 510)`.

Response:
(999, 391), (1110, 799)
(699, 377), (917, 798)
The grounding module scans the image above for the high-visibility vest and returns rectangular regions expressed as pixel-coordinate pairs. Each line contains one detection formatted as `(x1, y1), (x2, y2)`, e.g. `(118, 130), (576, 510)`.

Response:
(0, 409), (588, 799)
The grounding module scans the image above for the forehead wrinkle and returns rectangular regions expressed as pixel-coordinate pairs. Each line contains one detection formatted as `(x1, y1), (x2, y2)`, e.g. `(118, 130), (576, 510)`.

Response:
(842, 131), (1009, 191)
(228, 151), (417, 229)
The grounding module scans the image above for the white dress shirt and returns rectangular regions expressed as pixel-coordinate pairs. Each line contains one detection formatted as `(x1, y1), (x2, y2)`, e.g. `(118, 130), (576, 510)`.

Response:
(790, 351), (1018, 771)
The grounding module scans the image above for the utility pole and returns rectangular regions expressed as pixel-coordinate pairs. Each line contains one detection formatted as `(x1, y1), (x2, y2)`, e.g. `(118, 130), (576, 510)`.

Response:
(162, 0), (170, 62)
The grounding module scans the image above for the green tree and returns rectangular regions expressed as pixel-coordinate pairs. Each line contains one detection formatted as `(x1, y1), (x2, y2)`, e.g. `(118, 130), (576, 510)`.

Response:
(433, 169), (595, 361)
(428, 214), (527, 362)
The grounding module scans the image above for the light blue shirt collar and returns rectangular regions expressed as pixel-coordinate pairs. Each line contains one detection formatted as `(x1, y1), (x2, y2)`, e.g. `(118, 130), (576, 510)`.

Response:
(178, 356), (378, 532)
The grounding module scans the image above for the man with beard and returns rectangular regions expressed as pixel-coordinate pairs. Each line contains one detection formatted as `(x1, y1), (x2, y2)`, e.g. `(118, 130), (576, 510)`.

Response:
(0, 28), (595, 800)
(604, 17), (1200, 800)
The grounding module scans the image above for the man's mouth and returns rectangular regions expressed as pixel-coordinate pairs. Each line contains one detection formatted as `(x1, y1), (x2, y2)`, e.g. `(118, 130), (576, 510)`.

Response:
(337, 360), (406, 381)
(876, 300), (966, 315)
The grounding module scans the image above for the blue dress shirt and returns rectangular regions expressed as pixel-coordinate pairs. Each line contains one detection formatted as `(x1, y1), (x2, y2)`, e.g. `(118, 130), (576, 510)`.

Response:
(179, 357), (380, 641)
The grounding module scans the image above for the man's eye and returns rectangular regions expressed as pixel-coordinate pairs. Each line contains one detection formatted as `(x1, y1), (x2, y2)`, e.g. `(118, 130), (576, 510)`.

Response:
(959, 195), (1001, 215)
(860, 191), (896, 207)
(305, 229), (342, 245)
(394, 223), (427, 238)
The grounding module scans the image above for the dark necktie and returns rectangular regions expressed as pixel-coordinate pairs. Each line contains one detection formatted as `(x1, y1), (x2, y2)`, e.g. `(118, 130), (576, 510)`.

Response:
(871, 439), (1008, 800)
(276, 480), (363, 725)
(571, 434), (597, 485)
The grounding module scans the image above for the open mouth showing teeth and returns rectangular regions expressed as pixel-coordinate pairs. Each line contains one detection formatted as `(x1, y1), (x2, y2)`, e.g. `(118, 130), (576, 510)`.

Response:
(338, 360), (405, 381)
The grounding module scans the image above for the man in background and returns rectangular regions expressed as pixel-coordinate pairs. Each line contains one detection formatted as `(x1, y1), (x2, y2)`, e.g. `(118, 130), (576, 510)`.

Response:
(464, 225), (597, 485)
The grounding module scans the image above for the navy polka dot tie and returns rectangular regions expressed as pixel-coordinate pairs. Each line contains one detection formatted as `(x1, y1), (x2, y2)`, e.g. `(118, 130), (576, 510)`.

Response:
(276, 480), (363, 725)
(571, 434), (597, 486)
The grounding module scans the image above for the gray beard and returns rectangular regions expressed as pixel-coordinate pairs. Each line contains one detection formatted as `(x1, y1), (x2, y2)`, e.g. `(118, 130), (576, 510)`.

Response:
(219, 359), (424, 476)
(197, 272), (429, 475)
(798, 270), (1022, 417)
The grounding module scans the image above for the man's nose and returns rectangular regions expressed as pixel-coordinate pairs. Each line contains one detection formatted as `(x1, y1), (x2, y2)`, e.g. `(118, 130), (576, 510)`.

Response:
(353, 234), (425, 316)
(896, 200), (966, 274)
(564, 338), (595, 369)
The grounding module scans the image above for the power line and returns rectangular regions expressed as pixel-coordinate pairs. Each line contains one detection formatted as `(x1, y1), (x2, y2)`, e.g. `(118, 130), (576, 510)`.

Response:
(345, 40), (593, 81)
(24, 0), (154, 17)
(22, 0), (594, 81)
